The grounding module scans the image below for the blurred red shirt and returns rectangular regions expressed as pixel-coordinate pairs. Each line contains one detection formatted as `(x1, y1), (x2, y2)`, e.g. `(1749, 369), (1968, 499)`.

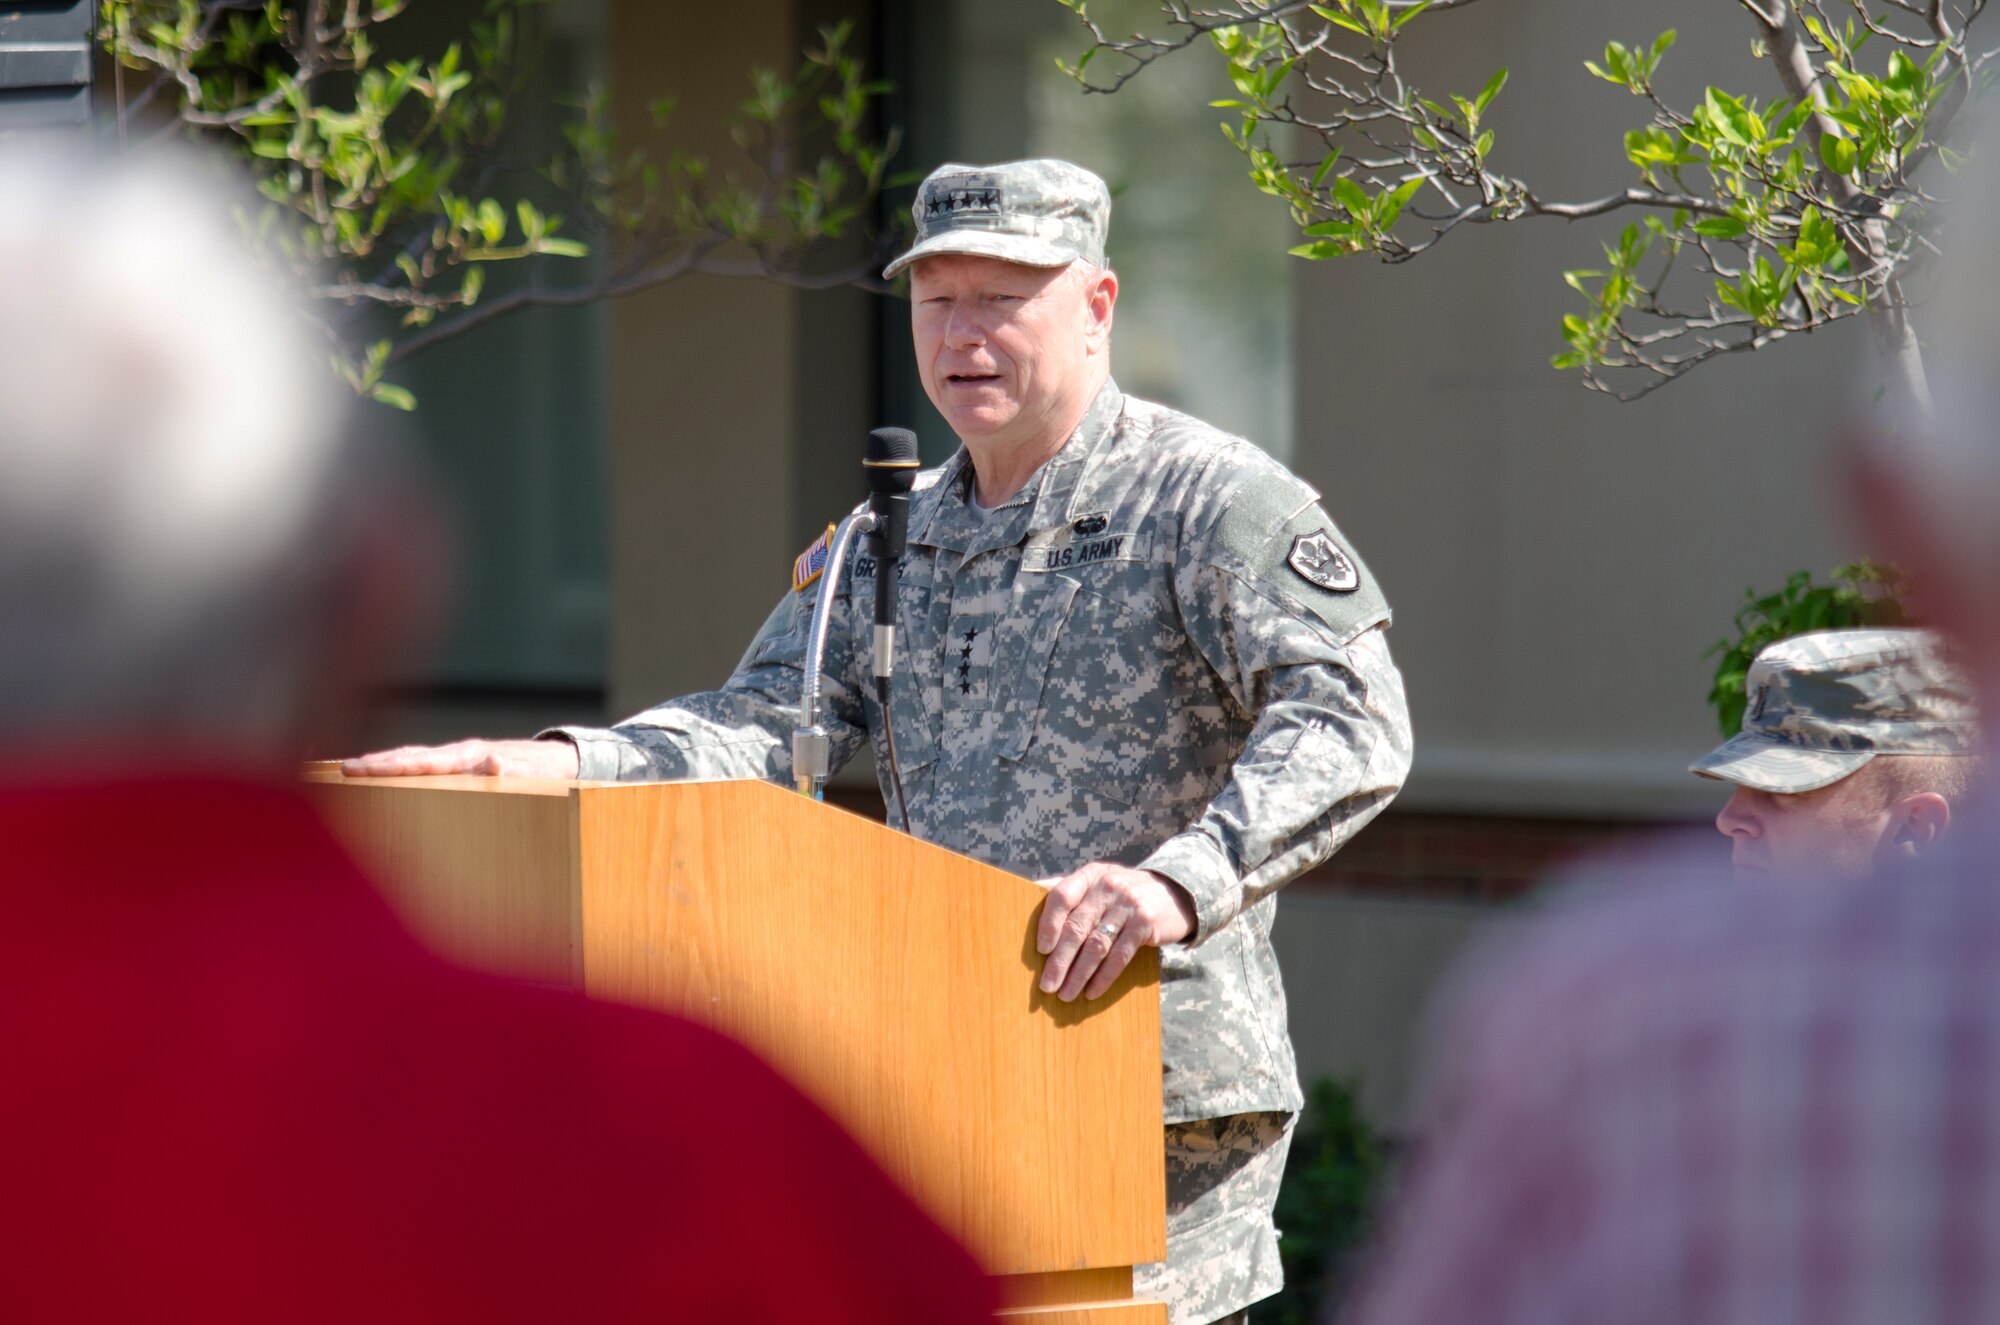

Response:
(0, 773), (994, 1323)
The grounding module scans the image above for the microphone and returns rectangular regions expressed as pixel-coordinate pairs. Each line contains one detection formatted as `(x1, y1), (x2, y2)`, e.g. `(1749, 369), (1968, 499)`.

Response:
(863, 427), (920, 678)
(862, 426), (919, 833)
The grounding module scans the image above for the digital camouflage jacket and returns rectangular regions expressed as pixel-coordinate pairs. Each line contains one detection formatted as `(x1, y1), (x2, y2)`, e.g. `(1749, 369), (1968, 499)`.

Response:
(554, 381), (1414, 1123)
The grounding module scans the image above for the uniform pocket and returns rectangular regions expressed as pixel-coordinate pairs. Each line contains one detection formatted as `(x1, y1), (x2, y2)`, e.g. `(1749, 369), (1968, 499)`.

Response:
(997, 574), (1189, 808)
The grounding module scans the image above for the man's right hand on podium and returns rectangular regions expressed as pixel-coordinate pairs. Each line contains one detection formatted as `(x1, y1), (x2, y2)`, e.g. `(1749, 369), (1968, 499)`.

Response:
(341, 738), (581, 779)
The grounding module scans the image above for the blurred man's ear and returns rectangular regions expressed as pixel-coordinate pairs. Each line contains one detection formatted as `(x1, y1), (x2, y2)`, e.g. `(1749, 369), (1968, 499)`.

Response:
(1886, 791), (1952, 860)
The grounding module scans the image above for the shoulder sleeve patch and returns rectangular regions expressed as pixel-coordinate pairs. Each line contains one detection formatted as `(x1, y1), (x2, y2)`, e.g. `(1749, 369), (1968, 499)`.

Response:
(1209, 470), (1390, 646)
(792, 523), (836, 593)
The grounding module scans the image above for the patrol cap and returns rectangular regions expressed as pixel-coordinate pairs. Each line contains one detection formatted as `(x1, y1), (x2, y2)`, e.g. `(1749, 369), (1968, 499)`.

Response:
(1691, 628), (1979, 794)
(882, 159), (1110, 281)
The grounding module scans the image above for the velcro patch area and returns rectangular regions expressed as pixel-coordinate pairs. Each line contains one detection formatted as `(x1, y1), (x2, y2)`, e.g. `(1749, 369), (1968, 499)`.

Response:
(793, 523), (836, 593)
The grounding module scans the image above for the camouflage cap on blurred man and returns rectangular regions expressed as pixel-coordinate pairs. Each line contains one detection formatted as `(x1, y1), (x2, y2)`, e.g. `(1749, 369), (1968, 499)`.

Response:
(1691, 628), (1978, 794)
(883, 159), (1110, 280)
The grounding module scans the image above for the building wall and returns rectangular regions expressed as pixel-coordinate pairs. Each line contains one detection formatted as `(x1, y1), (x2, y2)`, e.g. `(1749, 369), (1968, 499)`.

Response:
(606, 1), (797, 719)
(1275, 890), (1505, 1133)
(601, 0), (880, 721)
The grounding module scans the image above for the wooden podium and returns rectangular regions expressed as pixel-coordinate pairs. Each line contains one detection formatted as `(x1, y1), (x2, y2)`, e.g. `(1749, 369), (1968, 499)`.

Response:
(305, 771), (1168, 1322)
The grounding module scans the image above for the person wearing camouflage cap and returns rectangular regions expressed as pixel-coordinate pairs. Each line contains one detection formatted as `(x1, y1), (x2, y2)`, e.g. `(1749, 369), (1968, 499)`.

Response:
(1693, 628), (1982, 879)
(348, 158), (1414, 1325)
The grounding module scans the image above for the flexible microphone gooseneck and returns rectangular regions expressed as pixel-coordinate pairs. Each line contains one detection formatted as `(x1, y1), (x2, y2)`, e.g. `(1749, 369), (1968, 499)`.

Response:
(863, 427), (920, 833)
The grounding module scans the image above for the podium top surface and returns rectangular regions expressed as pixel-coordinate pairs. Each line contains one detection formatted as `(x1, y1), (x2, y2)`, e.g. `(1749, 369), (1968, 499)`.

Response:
(303, 763), (618, 796)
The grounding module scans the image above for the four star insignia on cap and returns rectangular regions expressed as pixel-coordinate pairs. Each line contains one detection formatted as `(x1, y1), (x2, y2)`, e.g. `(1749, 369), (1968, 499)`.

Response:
(1288, 530), (1359, 593)
(923, 186), (1002, 218)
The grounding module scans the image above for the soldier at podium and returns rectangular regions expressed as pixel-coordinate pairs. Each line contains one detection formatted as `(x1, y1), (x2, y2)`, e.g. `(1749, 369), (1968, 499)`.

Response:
(352, 158), (1416, 1324)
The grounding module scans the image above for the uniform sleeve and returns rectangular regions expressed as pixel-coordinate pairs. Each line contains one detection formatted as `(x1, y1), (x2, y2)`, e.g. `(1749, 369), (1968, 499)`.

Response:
(1138, 459), (1414, 942)
(546, 550), (870, 784)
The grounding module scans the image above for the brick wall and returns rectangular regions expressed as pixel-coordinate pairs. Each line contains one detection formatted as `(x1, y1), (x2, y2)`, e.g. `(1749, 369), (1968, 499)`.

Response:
(823, 789), (1717, 902)
(1287, 811), (1709, 902)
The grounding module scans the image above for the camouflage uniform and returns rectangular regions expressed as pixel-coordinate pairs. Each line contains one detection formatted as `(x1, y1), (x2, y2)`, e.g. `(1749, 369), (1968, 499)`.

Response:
(551, 380), (1412, 1322)
(553, 156), (1413, 1324)
(1140, 1112), (1297, 1324)
(1691, 628), (1978, 792)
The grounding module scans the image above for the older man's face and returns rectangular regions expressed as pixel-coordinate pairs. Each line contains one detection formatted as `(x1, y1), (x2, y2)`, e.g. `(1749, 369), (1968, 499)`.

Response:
(909, 253), (1109, 453)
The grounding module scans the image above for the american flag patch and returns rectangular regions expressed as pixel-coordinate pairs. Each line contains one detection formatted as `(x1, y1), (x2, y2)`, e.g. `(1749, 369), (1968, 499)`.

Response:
(792, 523), (837, 593)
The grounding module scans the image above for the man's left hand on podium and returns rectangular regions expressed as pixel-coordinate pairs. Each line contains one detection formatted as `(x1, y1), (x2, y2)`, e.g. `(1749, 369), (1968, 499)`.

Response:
(1034, 863), (1196, 1002)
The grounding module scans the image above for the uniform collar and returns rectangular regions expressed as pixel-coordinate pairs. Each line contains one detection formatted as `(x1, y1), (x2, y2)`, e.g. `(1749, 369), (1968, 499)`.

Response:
(912, 379), (1126, 556)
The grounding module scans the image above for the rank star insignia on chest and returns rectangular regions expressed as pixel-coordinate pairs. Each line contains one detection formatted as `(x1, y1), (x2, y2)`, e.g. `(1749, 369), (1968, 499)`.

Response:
(1288, 529), (1360, 592)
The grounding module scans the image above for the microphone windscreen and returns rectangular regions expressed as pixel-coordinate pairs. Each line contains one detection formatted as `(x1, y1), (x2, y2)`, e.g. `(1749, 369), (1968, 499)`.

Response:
(864, 427), (921, 493)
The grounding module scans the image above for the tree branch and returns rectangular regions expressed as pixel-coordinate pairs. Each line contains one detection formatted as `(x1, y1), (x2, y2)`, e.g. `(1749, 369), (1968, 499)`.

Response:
(384, 231), (899, 366)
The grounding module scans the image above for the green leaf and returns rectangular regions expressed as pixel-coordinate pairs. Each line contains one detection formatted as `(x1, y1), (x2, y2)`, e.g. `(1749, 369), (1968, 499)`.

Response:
(1288, 239), (1357, 259)
(1604, 42), (1631, 84)
(538, 237), (587, 257)
(1311, 148), (1344, 189)
(1774, 98), (1813, 142)
(1820, 133), (1858, 176)
(476, 198), (505, 243)
(1618, 222), (1646, 261)
(1704, 87), (1754, 147)
(1887, 50), (1924, 94)
(516, 199), (543, 241)
(1391, 0), (1431, 31)
(1473, 67), (1508, 114)
(1376, 176), (1425, 229)
(1694, 216), (1747, 238)
(1332, 175), (1371, 218)
(370, 382), (418, 411)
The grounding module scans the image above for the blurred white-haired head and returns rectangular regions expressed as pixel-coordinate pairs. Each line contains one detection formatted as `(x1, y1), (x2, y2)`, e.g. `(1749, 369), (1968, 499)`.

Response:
(0, 144), (433, 758)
